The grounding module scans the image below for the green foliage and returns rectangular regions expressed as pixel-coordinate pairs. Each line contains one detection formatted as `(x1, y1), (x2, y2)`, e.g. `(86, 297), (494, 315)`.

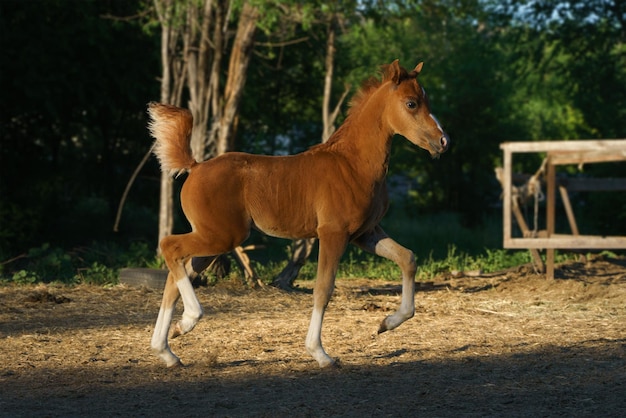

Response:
(11, 270), (38, 286)
(0, 0), (159, 256)
(1, 0), (623, 286)
(13, 244), (76, 283)
(76, 262), (118, 286)
(0, 241), (162, 286)
(250, 242), (581, 284)
(338, 248), (401, 280)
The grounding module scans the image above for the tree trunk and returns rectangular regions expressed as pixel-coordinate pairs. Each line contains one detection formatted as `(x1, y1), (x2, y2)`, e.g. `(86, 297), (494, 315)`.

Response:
(322, 20), (337, 142)
(272, 237), (316, 290)
(155, 0), (186, 253)
(173, 1), (259, 282)
(212, 2), (259, 155)
(188, 0), (219, 161)
(213, 2), (260, 283)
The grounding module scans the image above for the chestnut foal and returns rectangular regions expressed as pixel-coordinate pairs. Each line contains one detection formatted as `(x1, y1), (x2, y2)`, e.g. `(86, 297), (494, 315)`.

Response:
(149, 60), (449, 368)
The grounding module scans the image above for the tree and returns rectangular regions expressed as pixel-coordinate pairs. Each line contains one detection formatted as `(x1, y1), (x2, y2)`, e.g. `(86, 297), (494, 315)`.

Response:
(150, 0), (260, 249)
(0, 0), (158, 256)
(152, 0), (187, 250)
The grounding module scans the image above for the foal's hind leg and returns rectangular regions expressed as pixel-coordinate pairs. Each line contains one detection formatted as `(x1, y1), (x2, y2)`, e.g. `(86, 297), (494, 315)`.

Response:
(151, 271), (185, 367)
(151, 233), (218, 367)
(354, 225), (417, 333)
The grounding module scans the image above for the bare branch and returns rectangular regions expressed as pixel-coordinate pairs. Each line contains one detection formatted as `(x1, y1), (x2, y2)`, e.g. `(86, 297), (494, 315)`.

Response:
(113, 146), (154, 232)
(255, 36), (309, 48)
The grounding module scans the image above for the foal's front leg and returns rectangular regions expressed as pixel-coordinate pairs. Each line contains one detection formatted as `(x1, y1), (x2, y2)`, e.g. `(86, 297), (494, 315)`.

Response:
(354, 225), (417, 333)
(305, 230), (348, 367)
(151, 272), (181, 367)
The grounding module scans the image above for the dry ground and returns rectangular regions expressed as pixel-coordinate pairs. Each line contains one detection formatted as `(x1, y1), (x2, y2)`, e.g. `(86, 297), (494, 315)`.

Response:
(1, 256), (625, 417)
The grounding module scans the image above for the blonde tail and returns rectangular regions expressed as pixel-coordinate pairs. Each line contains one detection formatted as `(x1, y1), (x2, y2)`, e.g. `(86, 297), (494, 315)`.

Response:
(147, 102), (197, 176)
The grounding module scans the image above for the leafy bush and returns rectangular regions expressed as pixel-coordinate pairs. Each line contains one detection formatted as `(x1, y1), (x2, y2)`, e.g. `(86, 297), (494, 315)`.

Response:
(0, 241), (162, 286)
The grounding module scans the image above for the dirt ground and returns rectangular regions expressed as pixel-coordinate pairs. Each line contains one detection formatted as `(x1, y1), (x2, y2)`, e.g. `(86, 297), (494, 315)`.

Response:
(1, 255), (625, 417)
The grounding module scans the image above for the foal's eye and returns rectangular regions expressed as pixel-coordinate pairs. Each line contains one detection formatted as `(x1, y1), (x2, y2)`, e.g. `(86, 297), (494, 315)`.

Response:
(406, 100), (417, 109)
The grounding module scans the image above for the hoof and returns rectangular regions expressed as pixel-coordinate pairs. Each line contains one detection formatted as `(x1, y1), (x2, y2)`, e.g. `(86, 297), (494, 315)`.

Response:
(155, 350), (182, 368)
(171, 323), (183, 339)
(377, 321), (389, 334)
(167, 359), (184, 368)
(319, 357), (341, 369)
(327, 358), (341, 369)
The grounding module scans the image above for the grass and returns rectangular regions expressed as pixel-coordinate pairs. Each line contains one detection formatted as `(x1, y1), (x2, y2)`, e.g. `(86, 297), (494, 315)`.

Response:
(250, 209), (583, 283)
(252, 245), (583, 283)
(1, 210), (608, 287)
(380, 209), (504, 261)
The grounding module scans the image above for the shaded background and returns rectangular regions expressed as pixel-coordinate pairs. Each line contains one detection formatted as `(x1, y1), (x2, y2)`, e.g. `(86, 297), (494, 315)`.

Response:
(1, 0), (624, 277)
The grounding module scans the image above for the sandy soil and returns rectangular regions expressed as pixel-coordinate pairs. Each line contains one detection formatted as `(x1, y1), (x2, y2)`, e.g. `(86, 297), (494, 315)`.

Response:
(1, 256), (624, 417)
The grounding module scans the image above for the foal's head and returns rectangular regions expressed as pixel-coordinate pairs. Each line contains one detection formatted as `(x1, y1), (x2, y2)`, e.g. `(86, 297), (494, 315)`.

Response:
(381, 60), (450, 157)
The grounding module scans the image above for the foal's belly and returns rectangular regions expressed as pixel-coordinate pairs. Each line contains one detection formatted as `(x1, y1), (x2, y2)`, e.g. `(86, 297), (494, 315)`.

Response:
(251, 213), (318, 240)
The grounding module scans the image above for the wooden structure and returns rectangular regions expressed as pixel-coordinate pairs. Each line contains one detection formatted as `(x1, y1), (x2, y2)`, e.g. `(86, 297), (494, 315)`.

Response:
(500, 140), (626, 279)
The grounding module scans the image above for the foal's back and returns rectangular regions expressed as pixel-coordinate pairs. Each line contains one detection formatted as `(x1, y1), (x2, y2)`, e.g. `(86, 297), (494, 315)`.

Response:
(181, 143), (386, 242)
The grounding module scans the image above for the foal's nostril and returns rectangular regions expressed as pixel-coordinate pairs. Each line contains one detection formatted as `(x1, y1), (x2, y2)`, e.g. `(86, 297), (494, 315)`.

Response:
(440, 135), (449, 150)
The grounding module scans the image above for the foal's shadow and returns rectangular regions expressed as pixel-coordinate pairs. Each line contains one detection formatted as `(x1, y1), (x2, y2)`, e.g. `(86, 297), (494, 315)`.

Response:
(352, 281), (450, 296)
(287, 279), (494, 297)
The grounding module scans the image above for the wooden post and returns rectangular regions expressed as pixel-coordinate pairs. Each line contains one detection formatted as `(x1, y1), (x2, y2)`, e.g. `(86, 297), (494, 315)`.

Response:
(559, 184), (580, 235)
(502, 149), (512, 248)
(545, 157), (556, 279)
(511, 200), (545, 272)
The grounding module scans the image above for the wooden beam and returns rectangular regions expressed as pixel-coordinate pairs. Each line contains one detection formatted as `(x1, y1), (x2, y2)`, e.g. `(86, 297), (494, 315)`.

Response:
(546, 158), (556, 278)
(501, 139), (626, 153)
(511, 200), (545, 272)
(559, 185), (580, 236)
(548, 151), (626, 165)
(502, 151), (513, 249)
(505, 236), (626, 249)
(500, 139), (626, 279)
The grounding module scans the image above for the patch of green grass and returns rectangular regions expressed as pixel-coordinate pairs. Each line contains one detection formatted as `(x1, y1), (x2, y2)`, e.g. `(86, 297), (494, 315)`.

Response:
(1, 241), (162, 286)
(2, 210), (598, 287)
(380, 210), (503, 260)
(251, 243), (581, 284)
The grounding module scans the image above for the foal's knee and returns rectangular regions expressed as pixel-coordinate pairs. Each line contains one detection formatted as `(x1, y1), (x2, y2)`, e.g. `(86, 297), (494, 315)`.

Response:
(159, 236), (182, 268)
(401, 248), (417, 277)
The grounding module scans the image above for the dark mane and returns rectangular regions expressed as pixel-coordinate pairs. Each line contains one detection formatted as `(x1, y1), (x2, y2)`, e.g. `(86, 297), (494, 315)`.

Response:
(347, 63), (413, 116)
(320, 62), (416, 148)
(347, 77), (381, 116)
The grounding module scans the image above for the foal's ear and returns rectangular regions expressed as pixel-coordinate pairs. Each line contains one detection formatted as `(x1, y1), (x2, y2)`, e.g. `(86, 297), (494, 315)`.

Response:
(414, 62), (424, 75)
(383, 59), (403, 84)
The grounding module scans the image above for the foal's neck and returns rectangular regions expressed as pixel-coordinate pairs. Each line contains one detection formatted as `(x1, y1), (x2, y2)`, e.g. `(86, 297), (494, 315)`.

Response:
(332, 84), (394, 181)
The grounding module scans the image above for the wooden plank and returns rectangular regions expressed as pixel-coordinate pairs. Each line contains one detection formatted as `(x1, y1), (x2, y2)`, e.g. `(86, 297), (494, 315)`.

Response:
(548, 151), (626, 165)
(500, 139), (626, 153)
(505, 236), (626, 249)
(559, 185), (580, 235)
(510, 175), (626, 192)
(546, 158), (556, 279)
(503, 150), (513, 248)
